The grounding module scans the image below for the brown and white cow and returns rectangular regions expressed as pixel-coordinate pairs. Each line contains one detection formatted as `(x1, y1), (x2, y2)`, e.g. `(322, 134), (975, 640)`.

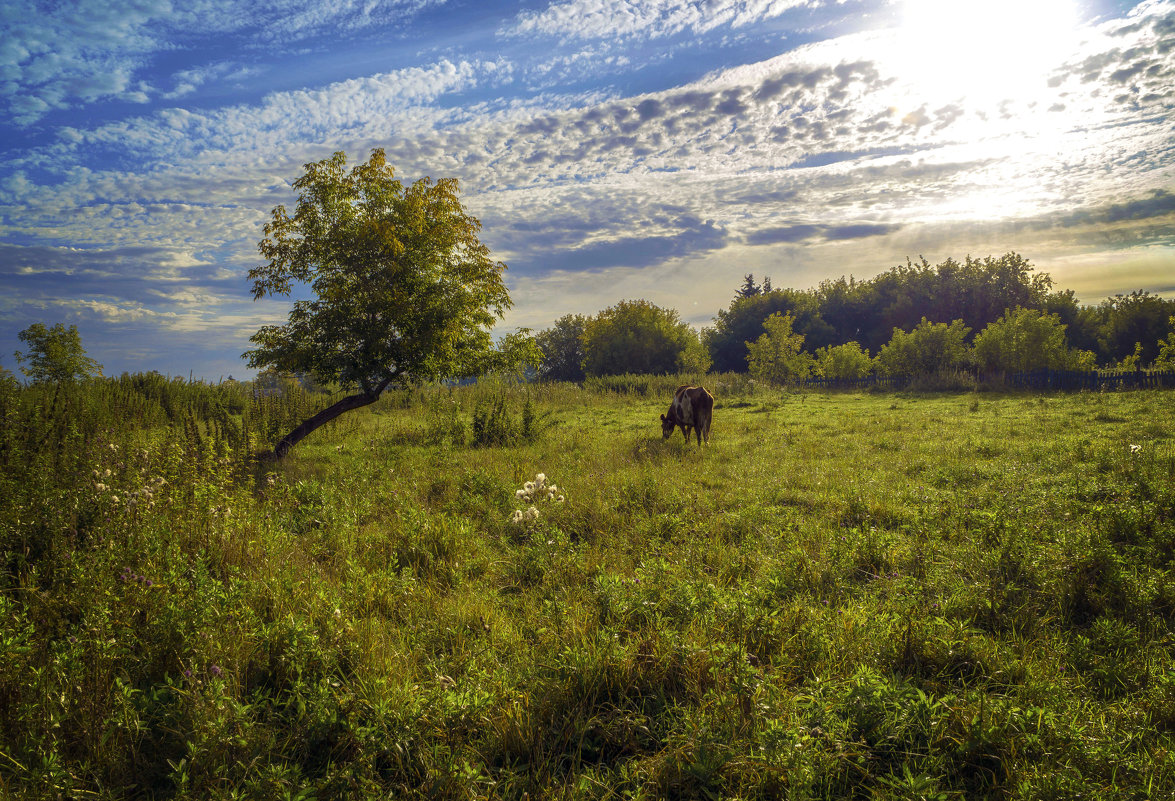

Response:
(660, 385), (714, 445)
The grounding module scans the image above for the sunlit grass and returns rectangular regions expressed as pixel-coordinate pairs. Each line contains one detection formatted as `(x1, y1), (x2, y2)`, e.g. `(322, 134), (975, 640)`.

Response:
(2, 377), (1174, 798)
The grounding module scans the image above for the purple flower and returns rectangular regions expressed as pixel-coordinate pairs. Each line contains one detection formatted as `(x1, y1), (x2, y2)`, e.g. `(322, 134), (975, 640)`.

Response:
(209, 665), (222, 678)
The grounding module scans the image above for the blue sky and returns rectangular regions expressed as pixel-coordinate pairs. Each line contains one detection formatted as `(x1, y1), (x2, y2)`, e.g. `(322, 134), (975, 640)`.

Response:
(2, 0), (1173, 379)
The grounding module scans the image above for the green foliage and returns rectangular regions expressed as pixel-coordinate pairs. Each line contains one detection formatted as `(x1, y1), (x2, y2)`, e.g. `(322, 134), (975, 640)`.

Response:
(580, 299), (702, 377)
(535, 313), (588, 382)
(706, 287), (830, 372)
(245, 148), (513, 392)
(973, 306), (1094, 373)
(4, 375), (1175, 799)
(14, 322), (103, 383)
(1090, 291), (1175, 365)
(1156, 316), (1175, 370)
(676, 332), (712, 374)
(876, 317), (972, 378)
(745, 312), (815, 384)
(814, 340), (874, 380)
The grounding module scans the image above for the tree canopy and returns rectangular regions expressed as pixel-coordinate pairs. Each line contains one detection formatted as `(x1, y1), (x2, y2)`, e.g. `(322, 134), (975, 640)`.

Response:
(875, 318), (972, 378)
(580, 300), (702, 377)
(745, 312), (814, 384)
(972, 307), (1094, 373)
(535, 314), (588, 382)
(14, 322), (102, 383)
(246, 149), (527, 456)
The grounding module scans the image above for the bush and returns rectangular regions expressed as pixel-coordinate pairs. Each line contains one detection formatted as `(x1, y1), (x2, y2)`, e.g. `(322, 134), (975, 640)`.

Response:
(815, 341), (874, 380)
(876, 318), (971, 378)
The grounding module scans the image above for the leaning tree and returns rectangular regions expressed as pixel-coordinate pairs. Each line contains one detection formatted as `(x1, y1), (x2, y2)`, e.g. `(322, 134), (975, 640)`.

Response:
(245, 149), (531, 457)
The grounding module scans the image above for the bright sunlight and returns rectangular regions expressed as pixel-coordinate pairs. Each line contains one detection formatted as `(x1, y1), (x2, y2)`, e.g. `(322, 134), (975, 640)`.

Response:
(887, 0), (1082, 105)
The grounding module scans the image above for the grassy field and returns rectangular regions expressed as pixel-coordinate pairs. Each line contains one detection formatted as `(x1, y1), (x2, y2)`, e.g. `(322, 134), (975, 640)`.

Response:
(2, 376), (1175, 799)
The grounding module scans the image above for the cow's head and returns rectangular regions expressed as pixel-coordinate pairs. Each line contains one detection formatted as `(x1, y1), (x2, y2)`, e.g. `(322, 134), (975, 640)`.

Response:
(660, 413), (675, 439)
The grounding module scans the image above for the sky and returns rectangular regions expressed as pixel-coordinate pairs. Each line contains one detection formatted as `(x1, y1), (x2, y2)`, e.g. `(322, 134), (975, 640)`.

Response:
(1, 0), (1173, 380)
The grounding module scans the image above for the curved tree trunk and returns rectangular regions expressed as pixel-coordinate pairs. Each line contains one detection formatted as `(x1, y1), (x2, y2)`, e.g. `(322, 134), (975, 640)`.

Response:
(268, 378), (393, 459)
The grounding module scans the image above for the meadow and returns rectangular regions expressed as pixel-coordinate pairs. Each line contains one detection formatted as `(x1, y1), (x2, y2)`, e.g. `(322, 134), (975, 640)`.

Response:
(2, 374), (1174, 800)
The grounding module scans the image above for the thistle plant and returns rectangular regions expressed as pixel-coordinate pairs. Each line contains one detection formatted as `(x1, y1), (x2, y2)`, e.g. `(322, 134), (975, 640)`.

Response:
(510, 472), (564, 526)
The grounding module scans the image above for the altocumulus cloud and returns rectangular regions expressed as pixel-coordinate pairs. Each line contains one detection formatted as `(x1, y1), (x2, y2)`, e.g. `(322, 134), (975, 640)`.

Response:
(1, 0), (1173, 379)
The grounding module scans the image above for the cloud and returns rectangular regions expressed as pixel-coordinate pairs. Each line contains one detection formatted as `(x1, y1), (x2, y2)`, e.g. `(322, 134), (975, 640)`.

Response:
(745, 222), (900, 245)
(510, 216), (729, 274)
(505, 0), (811, 42)
(0, 0), (451, 124)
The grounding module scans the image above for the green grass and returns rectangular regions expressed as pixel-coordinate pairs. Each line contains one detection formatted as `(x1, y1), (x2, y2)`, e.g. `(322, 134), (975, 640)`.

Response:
(2, 377), (1175, 799)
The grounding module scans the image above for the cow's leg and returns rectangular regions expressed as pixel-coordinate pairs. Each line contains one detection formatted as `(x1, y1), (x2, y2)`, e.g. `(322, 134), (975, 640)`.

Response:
(680, 425), (692, 441)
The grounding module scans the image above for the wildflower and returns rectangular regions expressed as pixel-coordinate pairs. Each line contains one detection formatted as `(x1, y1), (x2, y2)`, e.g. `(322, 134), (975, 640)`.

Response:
(209, 665), (222, 678)
(95, 483), (108, 492)
(535, 473), (546, 485)
(1130, 444), (1141, 453)
(510, 510), (525, 525)
(525, 506), (539, 521)
(524, 481), (536, 493)
(515, 489), (527, 499)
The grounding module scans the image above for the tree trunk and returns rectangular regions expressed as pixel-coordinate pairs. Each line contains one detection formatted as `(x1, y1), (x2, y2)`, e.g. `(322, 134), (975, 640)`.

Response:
(267, 383), (388, 459)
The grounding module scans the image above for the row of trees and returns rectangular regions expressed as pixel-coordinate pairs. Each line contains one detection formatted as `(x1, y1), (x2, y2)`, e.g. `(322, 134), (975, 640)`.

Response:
(535, 254), (1175, 381)
(9, 150), (1173, 459)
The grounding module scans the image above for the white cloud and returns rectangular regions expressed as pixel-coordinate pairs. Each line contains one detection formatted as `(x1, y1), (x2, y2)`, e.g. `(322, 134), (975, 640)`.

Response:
(2, 0), (1172, 362)
(506, 0), (812, 42)
(0, 0), (453, 123)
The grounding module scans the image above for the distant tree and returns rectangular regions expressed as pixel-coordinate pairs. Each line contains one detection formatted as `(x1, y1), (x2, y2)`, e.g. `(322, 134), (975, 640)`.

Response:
(14, 322), (103, 383)
(1155, 316), (1175, 370)
(745, 312), (814, 384)
(876, 318), (971, 378)
(245, 149), (535, 457)
(677, 331), (712, 375)
(706, 288), (832, 372)
(812, 253), (1052, 353)
(738, 274), (761, 298)
(580, 299), (699, 376)
(972, 307), (1094, 374)
(535, 314), (588, 382)
(761, 275), (772, 293)
(814, 341), (874, 380)
(1090, 291), (1175, 364)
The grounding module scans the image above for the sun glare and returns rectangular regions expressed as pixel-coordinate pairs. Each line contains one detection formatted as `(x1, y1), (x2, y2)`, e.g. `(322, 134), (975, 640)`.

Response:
(888, 0), (1082, 105)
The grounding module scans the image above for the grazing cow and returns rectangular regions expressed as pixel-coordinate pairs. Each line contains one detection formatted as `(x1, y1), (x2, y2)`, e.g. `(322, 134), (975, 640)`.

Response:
(660, 385), (714, 445)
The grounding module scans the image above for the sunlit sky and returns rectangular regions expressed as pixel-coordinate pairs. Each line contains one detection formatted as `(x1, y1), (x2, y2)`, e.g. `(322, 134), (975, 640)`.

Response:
(2, 0), (1173, 379)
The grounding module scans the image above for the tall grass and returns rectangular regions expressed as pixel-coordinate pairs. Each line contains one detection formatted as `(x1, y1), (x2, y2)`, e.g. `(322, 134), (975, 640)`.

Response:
(1, 376), (1174, 798)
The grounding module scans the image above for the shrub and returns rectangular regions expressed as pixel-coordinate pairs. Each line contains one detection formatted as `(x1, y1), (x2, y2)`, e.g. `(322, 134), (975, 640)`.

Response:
(814, 341), (874, 380)
(876, 318), (971, 378)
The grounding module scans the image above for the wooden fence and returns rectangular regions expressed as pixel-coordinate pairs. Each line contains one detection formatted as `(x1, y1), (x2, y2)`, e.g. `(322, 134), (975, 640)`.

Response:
(1005, 368), (1175, 391)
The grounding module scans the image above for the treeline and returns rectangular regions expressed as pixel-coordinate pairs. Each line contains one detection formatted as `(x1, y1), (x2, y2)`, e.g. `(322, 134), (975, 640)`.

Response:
(535, 253), (1175, 382)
